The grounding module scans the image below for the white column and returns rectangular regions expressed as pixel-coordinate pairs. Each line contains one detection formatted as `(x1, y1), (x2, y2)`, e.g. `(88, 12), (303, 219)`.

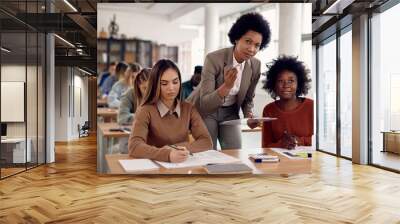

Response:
(352, 14), (369, 164)
(204, 4), (219, 55)
(278, 3), (302, 56)
(46, 32), (55, 163)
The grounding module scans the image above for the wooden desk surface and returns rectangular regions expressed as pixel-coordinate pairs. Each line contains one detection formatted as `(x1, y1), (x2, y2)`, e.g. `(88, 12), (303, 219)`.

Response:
(97, 98), (107, 107)
(97, 107), (118, 117)
(105, 148), (311, 175)
(97, 122), (131, 138)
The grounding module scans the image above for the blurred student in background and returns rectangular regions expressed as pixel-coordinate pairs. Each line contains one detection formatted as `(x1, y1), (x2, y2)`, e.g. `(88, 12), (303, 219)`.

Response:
(98, 61), (116, 90)
(118, 68), (151, 125)
(261, 56), (313, 149)
(181, 65), (202, 100)
(128, 59), (212, 163)
(107, 62), (141, 108)
(102, 62), (127, 97)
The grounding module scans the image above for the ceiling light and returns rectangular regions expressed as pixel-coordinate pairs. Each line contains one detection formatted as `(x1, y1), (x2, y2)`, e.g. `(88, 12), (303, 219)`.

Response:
(54, 34), (75, 48)
(78, 67), (93, 76)
(63, 0), (78, 12)
(322, 0), (354, 15)
(1, 47), (11, 53)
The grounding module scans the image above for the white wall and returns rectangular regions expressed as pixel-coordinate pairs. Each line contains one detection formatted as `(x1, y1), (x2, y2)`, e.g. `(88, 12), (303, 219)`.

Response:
(97, 5), (198, 46)
(1, 65), (33, 137)
(1, 64), (46, 163)
(54, 67), (89, 141)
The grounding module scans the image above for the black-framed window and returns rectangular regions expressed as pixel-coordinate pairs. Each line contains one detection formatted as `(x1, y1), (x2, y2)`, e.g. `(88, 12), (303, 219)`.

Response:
(317, 34), (337, 155)
(0, 0), (47, 179)
(369, 1), (400, 172)
(315, 23), (353, 159)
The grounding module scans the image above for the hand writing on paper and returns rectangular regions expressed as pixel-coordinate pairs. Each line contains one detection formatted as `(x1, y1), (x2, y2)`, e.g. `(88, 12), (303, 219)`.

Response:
(167, 145), (189, 163)
(282, 131), (298, 150)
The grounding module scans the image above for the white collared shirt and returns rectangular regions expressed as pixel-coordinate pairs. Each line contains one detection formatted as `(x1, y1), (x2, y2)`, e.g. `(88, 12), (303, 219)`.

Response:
(222, 54), (245, 106)
(157, 100), (181, 118)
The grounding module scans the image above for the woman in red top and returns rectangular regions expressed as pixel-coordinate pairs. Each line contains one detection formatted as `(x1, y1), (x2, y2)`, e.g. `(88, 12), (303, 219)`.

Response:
(260, 56), (313, 149)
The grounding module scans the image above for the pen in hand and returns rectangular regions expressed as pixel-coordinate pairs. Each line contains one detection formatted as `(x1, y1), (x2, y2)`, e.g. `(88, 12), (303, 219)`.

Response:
(169, 144), (193, 156)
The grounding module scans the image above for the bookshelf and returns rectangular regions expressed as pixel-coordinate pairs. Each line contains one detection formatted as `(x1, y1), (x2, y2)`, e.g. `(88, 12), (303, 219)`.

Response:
(97, 38), (178, 73)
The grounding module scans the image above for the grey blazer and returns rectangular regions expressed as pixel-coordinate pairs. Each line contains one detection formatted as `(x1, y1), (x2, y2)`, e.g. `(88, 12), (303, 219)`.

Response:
(188, 47), (261, 118)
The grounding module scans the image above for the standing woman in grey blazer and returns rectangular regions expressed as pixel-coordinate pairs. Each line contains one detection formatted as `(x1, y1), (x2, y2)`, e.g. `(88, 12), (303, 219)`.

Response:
(196, 12), (271, 150)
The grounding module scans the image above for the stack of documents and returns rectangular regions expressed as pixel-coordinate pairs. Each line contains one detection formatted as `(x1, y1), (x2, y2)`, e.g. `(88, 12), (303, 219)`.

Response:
(248, 153), (279, 163)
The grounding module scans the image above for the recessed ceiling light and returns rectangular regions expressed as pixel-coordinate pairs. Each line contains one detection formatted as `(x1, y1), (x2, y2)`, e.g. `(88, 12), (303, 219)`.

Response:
(63, 0), (78, 12)
(1, 47), (11, 53)
(54, 34), (75, 48)
(78, 67), (93, 76)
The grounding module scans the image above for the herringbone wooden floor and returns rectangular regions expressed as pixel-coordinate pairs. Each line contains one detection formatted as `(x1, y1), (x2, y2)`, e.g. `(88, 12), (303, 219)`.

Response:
(1, 135), (400, 224)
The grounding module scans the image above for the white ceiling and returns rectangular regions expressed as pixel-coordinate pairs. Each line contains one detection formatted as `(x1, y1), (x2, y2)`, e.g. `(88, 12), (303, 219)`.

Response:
(98, 3), (265, 26)
(97, 3), (266, 45)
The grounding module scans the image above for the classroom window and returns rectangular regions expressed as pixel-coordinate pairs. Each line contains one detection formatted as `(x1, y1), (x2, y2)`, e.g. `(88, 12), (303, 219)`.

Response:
(317, 36), (337, 155)
(339, 27), (352, 158)
(370, 2), (400, 171)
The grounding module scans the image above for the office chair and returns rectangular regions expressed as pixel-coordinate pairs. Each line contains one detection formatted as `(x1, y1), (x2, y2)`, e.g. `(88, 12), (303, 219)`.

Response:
(78, 121), (90, 138)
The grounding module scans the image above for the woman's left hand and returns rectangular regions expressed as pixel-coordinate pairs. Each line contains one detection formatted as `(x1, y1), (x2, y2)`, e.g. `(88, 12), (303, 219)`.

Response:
(247, 118), (261, 129)
(246, 112), (260, 129)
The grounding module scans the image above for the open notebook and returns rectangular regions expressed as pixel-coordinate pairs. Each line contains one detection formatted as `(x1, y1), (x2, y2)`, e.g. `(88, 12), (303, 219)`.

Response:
(118, 159), (159, 173)
(155, 150), (240, 169)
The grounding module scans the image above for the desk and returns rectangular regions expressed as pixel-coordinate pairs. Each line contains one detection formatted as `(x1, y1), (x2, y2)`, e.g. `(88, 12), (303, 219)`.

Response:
(382, 131), (400, 154)
(97, 108), (118, 122)
(105, 148), (311, 175)
(97, 122), (131, 173)
(97, 98), (107, 107)
(1, 138), (32, 164)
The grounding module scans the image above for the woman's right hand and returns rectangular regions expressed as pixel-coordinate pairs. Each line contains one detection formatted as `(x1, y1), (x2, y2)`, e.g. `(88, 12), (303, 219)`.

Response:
(168, 148), (189, 163)
(224, 67), (238, 89)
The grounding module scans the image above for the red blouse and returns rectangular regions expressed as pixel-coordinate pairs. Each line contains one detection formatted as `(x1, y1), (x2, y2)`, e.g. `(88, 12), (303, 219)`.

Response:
(262, 98), (314, 148)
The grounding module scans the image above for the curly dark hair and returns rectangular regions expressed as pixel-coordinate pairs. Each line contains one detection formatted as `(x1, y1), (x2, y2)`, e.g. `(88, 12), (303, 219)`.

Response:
(228, 12), (271, 50)
(263, 56), (311, 99)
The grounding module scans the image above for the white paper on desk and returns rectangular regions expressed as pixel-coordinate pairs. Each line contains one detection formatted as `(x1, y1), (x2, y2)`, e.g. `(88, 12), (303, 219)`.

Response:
(220, 117), (277, 126)
(155, 150), (240, 169)
(270, 146), (315, 159)
(119, 159), (159, 172)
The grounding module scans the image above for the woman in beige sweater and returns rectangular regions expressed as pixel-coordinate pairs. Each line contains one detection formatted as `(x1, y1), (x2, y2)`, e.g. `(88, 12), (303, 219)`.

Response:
(128, 59), (212, 163)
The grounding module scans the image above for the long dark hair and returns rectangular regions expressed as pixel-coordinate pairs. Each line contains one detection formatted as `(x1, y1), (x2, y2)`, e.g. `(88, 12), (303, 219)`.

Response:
(115, 61), (128, 79)
(134, 68), (151, 106)
(142, 59), (182, 105)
